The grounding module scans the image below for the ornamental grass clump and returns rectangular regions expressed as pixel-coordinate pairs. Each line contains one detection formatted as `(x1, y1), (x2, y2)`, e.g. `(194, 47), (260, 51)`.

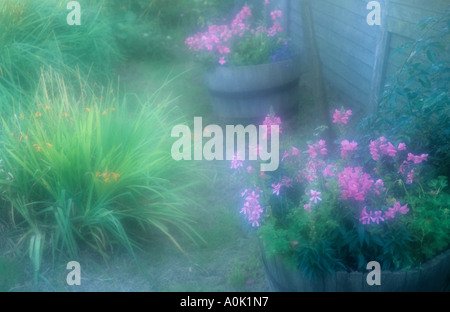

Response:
(0, 0), (119, 108)
(0, 72), (203, 283)
(229, 109), (449, 279)
(185, 1), (297, 67)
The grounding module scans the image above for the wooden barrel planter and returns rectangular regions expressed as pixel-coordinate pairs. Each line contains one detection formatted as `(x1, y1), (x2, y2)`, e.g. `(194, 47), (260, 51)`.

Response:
(261, 247), (450, 292)
(204, 56), (301, 121)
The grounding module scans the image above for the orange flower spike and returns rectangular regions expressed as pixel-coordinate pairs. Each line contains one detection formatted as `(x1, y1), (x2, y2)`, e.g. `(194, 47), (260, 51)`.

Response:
(19, 136), (23, 141)
(104, 177), (111, 183)
(112, 172), (120, 182)
(45, 105), (51, 110)
(10, 133), (14, 137)
(95, 172), (101, 178)
(35, 112), (42, 117)
(46, 142), (53, 148)
(36, 104), (42, 107)
(102, 172), (108, 179)
(24, 136), (28, 140)
(85, 108), (91, 112)
(19, 114), (24, 119)
(111, 107), (116, 112)
(102, 110), (107, 115)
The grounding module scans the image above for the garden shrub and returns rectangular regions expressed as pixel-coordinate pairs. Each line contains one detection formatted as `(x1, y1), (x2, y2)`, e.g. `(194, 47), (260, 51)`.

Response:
(0, 71), (203, 281)
(359, 9), (450, 177)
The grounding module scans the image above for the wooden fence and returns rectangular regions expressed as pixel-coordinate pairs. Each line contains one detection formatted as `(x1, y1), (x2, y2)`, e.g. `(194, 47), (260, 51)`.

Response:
(285, 0), (449, 112)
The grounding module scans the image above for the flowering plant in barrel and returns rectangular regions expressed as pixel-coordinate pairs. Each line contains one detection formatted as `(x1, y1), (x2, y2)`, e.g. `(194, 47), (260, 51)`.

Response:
(229, 109), (450, 280)
(185, 1), (296, 67)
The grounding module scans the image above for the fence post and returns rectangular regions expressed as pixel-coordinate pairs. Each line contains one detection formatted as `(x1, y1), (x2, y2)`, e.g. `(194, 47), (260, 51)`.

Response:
(369, 0), (391, 112)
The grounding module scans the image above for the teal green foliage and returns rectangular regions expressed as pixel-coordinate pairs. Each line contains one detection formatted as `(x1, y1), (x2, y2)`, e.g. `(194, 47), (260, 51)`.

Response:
(107, 0), (236, 61)
(0, 73), (204, 283)
(0, 0), (119, 109)
(359, 9), (450, 176)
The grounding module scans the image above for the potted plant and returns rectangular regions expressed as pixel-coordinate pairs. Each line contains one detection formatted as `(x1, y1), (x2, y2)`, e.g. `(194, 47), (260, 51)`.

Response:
(185, 2), (300, 120)
(228, 110), (450, 292)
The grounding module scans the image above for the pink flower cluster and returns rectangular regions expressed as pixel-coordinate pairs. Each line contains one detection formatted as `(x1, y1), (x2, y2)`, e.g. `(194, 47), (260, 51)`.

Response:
(230, 153), (243, 169)
(299, 159), (325, 183)
(374, 179), (386, 195)
(240, 189), (263, 227)
(398, 153), (428, 184)
(263, 114), (282, 137)
(384, 202), (409, 220)
(407, 153), (428, 164)
(360, 202), (409, 225)
(333, 109), (352, 124)
(185, 5), (284, 65)
(307, 140), (327, 159)
(272, 176), (293, 196)
(340, 140), (358, 158)
(323, 164), (336, 178)
(337, 167), (374, 201)
(369, 137), (404, 160)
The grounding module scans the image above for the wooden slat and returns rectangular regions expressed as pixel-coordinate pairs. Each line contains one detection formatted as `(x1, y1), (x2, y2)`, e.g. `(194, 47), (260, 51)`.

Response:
(311, 0), (379, 39)
(321, 66), (371, 105)
(390, 0), (449, 12)
(316, 40), (374, 82)
(313, 23), (376, 67)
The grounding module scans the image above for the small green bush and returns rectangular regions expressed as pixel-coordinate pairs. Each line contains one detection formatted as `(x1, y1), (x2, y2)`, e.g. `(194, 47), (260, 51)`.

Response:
(359, 9), (450, 176)
(0, 72), (203, 282)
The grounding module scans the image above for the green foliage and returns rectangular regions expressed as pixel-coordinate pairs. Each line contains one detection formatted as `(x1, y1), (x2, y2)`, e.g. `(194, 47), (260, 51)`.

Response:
(359, 9), (450, 176)
(106, 0), (236, 61)
(0, 0), (120, 109)
(0, 257), (22, 291)
(407, 177), (450, 263)
(0, 72), (204, 281)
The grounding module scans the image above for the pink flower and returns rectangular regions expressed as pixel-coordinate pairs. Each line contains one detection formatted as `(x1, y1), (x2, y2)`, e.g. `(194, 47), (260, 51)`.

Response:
(406, 169), (414, 184)
(359, 207), (372, 225)
(240, 189), (263, 227)
(374, 179), (386, 195)
(265, 0), (269, 4)
(380, 142), (397, 157)
(369, 140), (380, 160)
(309, 190), (322, 204)
(333, 109), (352, 124)
(338, 167), (373, 201)
(270, 10), (282, 20)
(281, 150), (290, 161)
(407, 153), (428, 164)
(397, 203), (409, 214)
(340, 140), (358, 158)
(323, 164), (336, 178)
(303, 203), (311, 212)
(307, 140), (327, 159)
(281, 177), (293, 188)
(307, 145), (317, 159)
(384, 202), (409, 221)
(398, 143), (406, 151)
(230, 153), (243, 169)
(218, 56), (226, 65)
(263, 114), (282, 138)
(291, 146), (300, 156)
(272, 183), (282, 196)
(371, 211), (385, 224)
(246, 166), (254, 174)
